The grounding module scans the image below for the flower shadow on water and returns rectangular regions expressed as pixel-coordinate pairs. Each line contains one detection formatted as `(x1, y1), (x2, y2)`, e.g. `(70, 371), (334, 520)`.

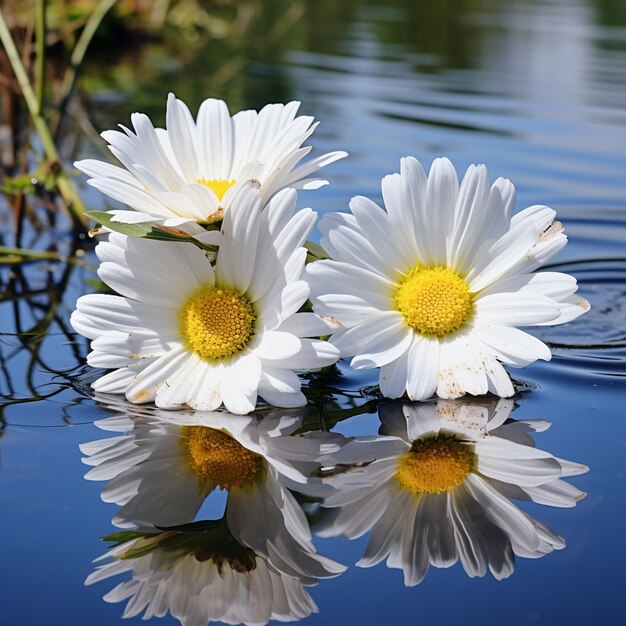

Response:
(315, 397), (588, 586)
(88, 521), (324, 626)
(81, 395), (588, 625)
(81, 398), (346, 625)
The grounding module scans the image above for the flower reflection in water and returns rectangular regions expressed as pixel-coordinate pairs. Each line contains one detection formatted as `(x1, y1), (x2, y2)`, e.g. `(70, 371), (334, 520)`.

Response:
(318, 398), (588, 585)
(87, 519), (322, 626)
(81, 401), (345, 582)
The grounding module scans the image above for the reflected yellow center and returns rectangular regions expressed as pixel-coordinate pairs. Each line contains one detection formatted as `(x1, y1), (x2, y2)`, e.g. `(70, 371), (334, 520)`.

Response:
(197, 178), (237, 201)
(394, 265), (473, 336)
(184, 426), (264, 490)
(395, 436), (475, 495)
(179, 286), (256, 361)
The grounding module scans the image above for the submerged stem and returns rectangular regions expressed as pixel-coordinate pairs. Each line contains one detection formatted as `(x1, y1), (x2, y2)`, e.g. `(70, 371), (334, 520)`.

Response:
(0, 245), (68, 261)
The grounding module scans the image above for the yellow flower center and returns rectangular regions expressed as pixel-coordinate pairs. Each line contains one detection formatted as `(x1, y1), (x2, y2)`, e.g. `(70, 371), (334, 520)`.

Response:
(179, 286), (256, 361)
(395, 436), (475, 495)
(197, 178), (237, 201)
(394, 265), (473, 336)
(184, 426), (265, 490)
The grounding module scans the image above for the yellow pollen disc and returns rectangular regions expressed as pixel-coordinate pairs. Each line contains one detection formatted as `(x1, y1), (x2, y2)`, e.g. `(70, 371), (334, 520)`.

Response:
(179, 286), (256, 361)
(197, 178), (237, 201)
(394, 265), (473, 336)
(184, 426), (264, 490)
(395, 436), (475, 495)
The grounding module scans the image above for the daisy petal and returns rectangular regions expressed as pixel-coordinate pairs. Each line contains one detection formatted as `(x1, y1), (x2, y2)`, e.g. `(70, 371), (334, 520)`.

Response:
(277, 312), (342, 337)
(475, 292), (561, 326)
(263, 339), (340, 370)
(448, 164), (490, 272)
(480, 271), (577, 300)
(166, 93), (199, 182)
(406, 336), (440, 401)
(306, 260), (394, 311)
(125, 346), (191, 404)
(330, 312), (407, 360)
(257, 367), (306, 408)
(476, 325), (552, 366)
(219, 355), (261, 414)
(467, 205), (556, 291)
(197, 98), (233, 180)
(253, 332), (302, 361)
(379, 351), (410, 399)
(350, 194), (413, 273)
(536, 294), (590, 326)
(425, 157), (459, 265)
(216, 182), (262, 293)
(92, 367), (141, 394)
(186, 363), (223, 411)
(396, 156), (428, 264)
(350, 323), (413, 369)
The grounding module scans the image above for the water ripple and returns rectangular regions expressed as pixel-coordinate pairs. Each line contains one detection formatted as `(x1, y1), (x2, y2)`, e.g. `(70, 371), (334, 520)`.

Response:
(534, 259), (626, 378)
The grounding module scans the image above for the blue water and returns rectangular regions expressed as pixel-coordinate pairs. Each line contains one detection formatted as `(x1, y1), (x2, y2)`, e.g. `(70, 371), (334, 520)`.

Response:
(1, 1), (625, 624)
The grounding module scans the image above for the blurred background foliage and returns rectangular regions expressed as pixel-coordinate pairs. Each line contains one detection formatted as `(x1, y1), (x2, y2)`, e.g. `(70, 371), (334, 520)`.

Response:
(3, 0), (626, 256)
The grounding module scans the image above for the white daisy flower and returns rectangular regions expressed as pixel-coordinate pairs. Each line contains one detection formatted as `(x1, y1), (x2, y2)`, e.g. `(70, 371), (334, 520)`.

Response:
(80, 407), (345, 582)
(317, 398), (588, 585)
(87, 523), (322, 626)
(306, 157), (590, 400)
(71, 182), (340, 414)
(75, 93), (346, 228)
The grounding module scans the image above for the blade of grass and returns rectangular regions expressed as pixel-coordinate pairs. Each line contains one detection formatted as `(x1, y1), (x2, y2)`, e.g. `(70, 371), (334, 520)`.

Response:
(35, 0), (46, 113)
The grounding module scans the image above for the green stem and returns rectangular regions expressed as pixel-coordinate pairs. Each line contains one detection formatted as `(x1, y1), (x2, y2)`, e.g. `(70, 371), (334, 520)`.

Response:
(35, 0), (46, 113)
(55, 0), (119, 130)
(0, 9), (86, 226)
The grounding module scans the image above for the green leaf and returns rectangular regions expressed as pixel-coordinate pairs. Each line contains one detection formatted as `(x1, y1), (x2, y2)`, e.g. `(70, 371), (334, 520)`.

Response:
(87, 211), (153, 238)
(304, 240), (328, 261)
(103, 530), (148, 544)
(85, 211), (218, 253)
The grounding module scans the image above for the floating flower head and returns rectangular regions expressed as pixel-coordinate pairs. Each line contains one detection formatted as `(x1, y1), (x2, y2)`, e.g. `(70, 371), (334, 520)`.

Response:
(307, 157), (590, 400)
(80, 406), (345, 581)
(87, 521), (324, 626)
(75, 94), (346, 227)
(71, 183), (339, 414)
(317, 398), (588, 585)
